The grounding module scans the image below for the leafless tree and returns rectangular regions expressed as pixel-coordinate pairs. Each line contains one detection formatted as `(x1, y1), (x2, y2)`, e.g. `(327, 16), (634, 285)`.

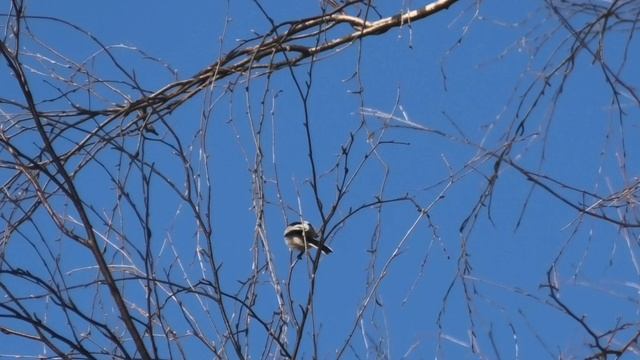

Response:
(1, 0), (639, 358)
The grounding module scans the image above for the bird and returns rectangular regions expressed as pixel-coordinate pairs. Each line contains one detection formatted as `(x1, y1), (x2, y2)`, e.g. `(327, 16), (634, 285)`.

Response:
(284, 221), (333, 256)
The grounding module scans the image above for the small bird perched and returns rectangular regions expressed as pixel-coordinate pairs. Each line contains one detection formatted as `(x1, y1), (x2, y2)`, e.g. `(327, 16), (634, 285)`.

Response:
(284, 221), (333, 255)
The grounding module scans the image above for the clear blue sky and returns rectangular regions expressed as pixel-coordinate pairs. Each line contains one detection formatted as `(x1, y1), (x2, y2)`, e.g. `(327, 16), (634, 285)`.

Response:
(2, 0), (639, 358)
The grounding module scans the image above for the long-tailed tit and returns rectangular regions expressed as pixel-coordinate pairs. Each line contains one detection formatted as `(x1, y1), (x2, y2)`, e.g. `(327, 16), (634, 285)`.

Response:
(284, 221), (333, 255)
